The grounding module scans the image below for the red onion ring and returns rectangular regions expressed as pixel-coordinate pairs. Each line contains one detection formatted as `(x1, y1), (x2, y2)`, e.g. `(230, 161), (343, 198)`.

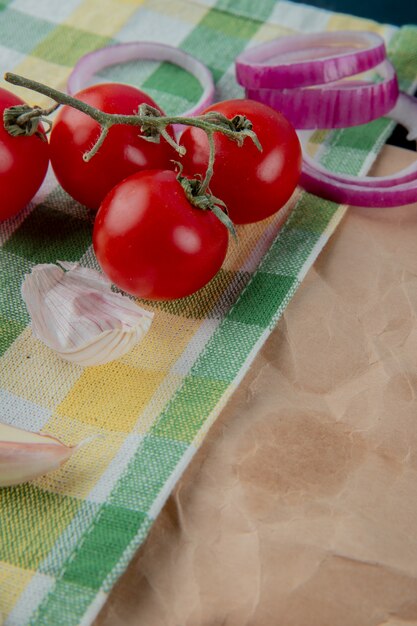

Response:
(245, 60), (399, 129)
(300, 92), (417, 207)
(236, 31), (386, 90)
(67, 42), (215, 119)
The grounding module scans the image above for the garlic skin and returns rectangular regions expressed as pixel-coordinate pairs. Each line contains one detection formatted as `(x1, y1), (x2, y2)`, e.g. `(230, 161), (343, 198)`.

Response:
(21, 262), (154, 366)
(0, 422), (77, 487)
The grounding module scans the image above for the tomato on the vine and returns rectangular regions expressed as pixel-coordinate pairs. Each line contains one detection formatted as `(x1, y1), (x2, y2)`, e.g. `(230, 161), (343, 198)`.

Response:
(179, 99), (302, 224)
(0, 87), (49, 222)
(49, 83), (176, 210)
(93, 169), (229, 300)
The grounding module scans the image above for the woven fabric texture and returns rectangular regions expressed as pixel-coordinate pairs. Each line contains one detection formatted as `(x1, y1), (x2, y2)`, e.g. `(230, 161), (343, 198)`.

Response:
(0, 1), (416, 624)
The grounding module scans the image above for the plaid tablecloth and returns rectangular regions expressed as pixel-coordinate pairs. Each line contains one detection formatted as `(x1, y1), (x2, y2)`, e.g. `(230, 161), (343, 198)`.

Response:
(0, 1), (416, 625)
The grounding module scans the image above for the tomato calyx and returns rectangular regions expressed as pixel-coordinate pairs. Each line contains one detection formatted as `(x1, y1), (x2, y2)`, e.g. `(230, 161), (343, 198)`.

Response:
(136, 102), (187, 157)
(3, 102), (58, 140)
(175, 162), (237, 239)
(225, 113), (262, 151)
(136, 102), (163, 141)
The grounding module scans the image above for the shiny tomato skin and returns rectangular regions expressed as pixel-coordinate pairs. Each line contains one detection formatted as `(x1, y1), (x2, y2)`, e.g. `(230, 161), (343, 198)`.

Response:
(179, 99), (302, 224)
(0, 88), (49, 221)
(93, 169), (229, 300)
(49, 83), (176, 210)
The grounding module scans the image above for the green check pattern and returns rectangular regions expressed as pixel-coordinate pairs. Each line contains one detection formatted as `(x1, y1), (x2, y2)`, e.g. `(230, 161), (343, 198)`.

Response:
(0, 1), (416, 624)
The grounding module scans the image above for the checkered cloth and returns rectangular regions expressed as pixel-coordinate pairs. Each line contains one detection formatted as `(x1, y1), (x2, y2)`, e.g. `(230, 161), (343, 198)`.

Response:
(0, 1), (416, 624)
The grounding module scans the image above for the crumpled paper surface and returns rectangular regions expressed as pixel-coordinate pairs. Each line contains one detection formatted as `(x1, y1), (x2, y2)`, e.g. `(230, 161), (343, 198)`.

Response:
(95, 145), (417, 626)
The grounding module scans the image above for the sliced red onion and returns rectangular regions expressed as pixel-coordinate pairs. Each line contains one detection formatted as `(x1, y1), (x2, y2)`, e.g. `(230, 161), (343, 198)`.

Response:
(245, 60), (399, 129)
(236, 31), (386, 90)
(300, 92), (417, 207)
(67, 42), (215, 118)
(301, 162), (417, 207)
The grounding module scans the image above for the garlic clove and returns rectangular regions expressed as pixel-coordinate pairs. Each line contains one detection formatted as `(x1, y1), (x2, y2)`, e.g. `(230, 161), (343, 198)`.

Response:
(21, 262), (154, 366)
(57, 327), (148, 366)
(0, 422), (78, 487)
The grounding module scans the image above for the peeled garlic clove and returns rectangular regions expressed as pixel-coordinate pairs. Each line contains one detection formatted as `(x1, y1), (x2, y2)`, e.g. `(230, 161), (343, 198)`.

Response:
(21, 262), (153, 366)
(0, 422), (77, 487)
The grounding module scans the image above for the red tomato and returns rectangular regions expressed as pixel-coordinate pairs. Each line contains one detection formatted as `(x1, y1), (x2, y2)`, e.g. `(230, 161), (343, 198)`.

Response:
(179, 99), (302, 224)
(49, 83), (176, 210)
(93, 169), (229, 300)
(0, 87), (49, 222)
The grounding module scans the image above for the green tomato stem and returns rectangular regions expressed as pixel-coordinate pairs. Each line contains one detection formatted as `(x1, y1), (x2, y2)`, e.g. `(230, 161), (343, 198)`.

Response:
(199, 130), (215, 195)
(83, 124), (110, 161)
(159, 127), (186, 156)
(3, 71), (260, 231)
(4, 72), (257, 143)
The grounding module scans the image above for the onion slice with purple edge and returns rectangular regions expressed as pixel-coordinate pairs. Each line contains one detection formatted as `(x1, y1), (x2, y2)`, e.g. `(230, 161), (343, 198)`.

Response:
(67, 41), (215, 133)
(245, 60), (399, 129)
(236, 31), (387, 90)
(300, 92), (417, 207)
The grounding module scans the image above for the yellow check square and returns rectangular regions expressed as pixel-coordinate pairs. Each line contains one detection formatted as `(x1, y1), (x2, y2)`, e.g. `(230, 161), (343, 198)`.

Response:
(56, 362), (165, 432)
